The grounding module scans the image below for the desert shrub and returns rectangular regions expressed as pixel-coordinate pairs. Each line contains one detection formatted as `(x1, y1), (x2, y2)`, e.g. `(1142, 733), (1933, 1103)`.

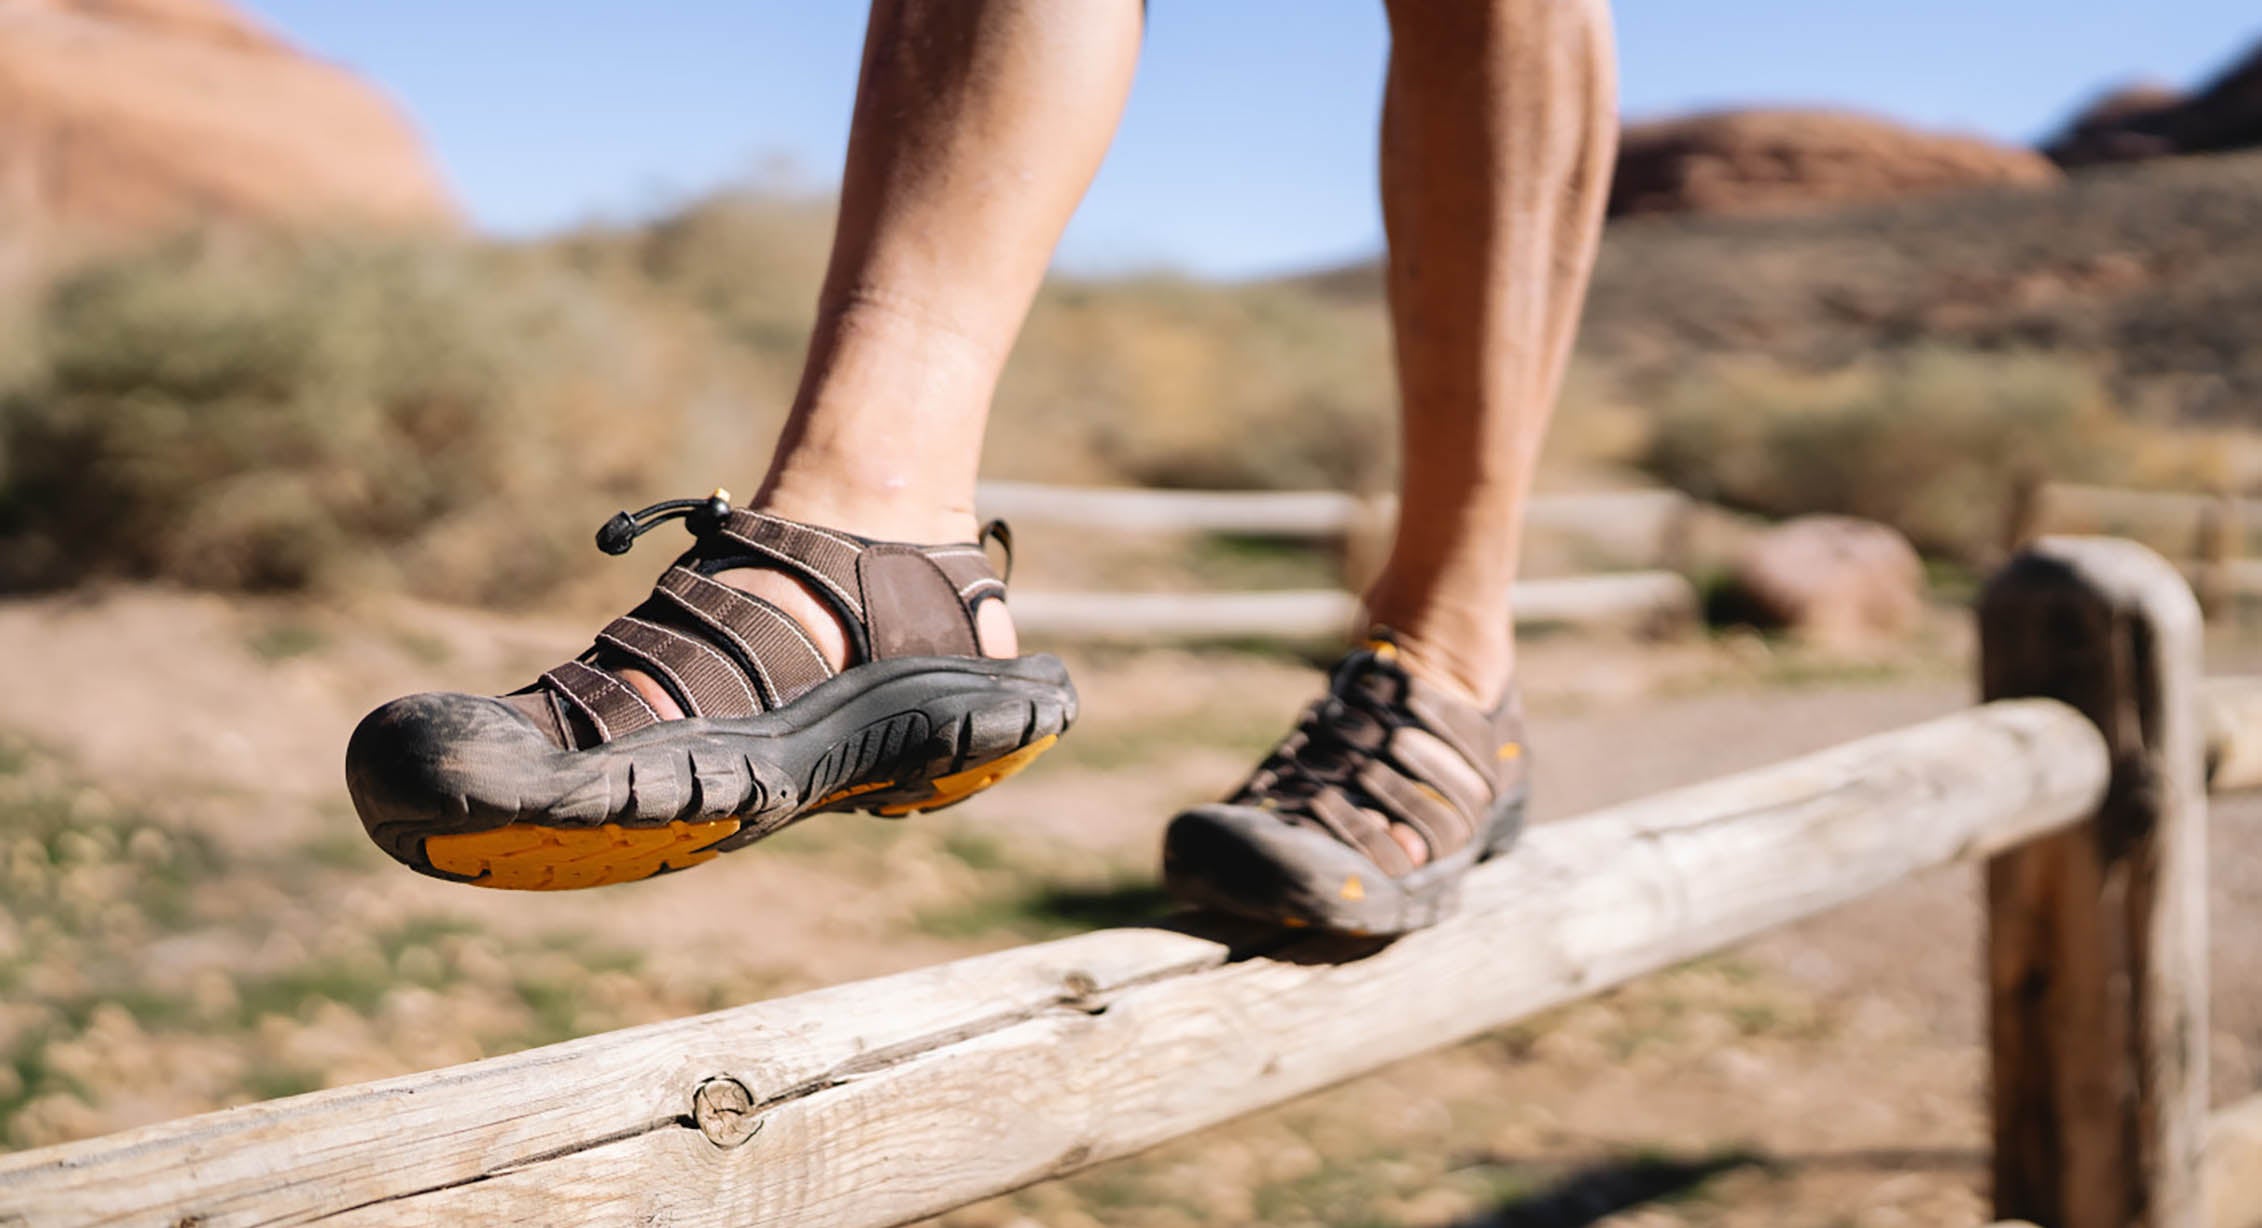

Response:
(552, 189), (832, 363)
(1643, 349), (2222, 561)
(0, 229), (719, 603)
(994, 276), (1399, 492)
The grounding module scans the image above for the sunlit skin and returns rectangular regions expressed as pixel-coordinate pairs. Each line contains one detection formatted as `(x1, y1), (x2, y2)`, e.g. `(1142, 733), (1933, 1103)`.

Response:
(617, 0), (1619, 867)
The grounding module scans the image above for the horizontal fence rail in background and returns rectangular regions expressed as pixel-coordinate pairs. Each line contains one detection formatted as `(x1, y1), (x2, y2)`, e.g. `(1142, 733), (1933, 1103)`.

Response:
(976, 481), (1700, 640)
(1007, 572), (1697, 641)
(2010, 479), (2262, 619)
(975, 481), (1691, 541)
(0, 536), (2252, 1228)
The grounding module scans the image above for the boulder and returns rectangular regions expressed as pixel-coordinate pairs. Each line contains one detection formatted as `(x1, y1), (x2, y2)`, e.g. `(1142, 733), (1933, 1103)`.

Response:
(0, 0), (455, 242)
(2045, 41), (2262, 167)
(1722, 516), (1925, 648)
(1609, 109), (2061, 218)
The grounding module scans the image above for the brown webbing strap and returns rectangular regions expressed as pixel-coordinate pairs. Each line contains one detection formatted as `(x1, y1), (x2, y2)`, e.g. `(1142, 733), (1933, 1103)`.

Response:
(655, 568), (834, 708)
(922, 545), (1006, 605)
(1355, 760), (1473, 862)
(542, 660), (661, 742)
(712, 511), (868, 622)
(596, 616), (759, 719)
(1302, 788), (1416, 878)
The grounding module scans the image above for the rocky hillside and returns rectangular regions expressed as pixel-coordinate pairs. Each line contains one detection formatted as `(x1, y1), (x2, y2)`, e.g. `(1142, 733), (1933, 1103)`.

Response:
(0, 0), (453, 247)
(1306, 146), (2262, 427)
(2047, 39), (2262, 166)
(1610, 109), (2059, 217)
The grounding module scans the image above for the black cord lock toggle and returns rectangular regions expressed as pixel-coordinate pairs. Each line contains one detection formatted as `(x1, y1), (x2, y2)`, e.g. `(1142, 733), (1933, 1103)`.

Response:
(596, 488), (734, 555)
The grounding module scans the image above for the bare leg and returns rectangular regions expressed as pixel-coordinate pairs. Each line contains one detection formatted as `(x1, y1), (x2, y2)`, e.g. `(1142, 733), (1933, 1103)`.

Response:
(1365, 0), (1618, 712)
(623, 0), (1142, 716)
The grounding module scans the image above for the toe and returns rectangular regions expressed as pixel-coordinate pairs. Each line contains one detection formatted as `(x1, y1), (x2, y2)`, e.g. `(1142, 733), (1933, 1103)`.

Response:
(346, 693), (554, 859)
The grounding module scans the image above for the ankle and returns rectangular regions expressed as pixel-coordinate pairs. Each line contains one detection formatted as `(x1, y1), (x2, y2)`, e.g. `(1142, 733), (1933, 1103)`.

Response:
(754, 473), (978, 546)
(1362, 559), (1518, 708)
(1385, 631), (1513, 710)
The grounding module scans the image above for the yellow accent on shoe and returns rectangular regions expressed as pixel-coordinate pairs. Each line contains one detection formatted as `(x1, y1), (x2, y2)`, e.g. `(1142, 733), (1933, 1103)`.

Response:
(425, 818), (742, 891)
(812, 778), (895, 809)
(877, 734), (1058, 817)
(1496, 741), (1523, 761)
(1340, 875), (1366, 901)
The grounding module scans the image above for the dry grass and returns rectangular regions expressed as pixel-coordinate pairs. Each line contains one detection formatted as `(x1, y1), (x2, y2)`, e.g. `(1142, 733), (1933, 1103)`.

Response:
(0, 737), (780, 1149)
(0, 228), (747, 603)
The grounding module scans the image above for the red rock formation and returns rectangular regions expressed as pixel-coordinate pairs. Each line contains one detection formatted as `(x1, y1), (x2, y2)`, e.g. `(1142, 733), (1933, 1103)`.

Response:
(2046, 41), (2262, 166)
(1609, 109), (2061, 218)
(0, 0), (455, 239)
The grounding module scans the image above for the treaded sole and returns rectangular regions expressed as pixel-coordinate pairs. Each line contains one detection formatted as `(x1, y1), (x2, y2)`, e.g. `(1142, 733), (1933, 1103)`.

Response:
(349, 653), (1075, 890)
(425, 817), (744, 891)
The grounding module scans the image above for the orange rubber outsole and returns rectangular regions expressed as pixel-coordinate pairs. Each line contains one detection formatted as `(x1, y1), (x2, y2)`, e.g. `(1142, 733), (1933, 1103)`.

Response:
(422, 734), (1058, 890)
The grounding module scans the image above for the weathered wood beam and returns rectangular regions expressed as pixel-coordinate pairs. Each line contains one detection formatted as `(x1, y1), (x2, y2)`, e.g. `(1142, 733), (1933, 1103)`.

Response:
(0, 700), (2106, 1228)
(974, 481), (1688, 542)
(2038, 483), (2255, 541)
(1980, 537), (2209, 1228)
(1007, 572), (1697, 642)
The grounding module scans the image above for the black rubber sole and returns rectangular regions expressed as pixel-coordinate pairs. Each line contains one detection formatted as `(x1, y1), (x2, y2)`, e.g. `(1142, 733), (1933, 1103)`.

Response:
(346, 653), (1076, 887)
(1160, 784), (1527, 937)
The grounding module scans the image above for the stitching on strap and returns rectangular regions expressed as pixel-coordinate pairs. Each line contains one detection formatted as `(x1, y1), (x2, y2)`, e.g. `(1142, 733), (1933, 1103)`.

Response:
(657, 571), (776, 709)
(714, 528), (865, 620)
(598, 616), (758, 718)
(634, 618), (760, 715)
(543, 660), (660, 742)
(596, 620), (702, 717)
(657, 569), (834, 707)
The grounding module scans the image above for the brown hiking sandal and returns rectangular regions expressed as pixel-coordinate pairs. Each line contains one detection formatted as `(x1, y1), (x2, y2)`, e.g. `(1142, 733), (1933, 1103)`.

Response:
(346, 492), (1075, 891)
(1161, 636), (1527, 936)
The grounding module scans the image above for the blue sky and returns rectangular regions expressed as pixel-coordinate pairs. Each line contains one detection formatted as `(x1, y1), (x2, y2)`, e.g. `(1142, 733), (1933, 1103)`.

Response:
(243, 2), (2257, 278)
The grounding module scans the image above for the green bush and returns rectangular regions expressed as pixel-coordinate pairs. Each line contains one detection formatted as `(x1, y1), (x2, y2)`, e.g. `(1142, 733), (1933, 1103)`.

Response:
(0, 230), (704, 603)
(1643, 349), (2208, 561)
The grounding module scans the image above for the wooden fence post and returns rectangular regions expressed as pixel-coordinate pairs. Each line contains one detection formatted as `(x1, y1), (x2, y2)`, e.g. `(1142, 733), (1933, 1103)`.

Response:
(2003, 471), (2048, 557)
(1979, 537), (2209, 1228)
(2194, 491), (2242, 623)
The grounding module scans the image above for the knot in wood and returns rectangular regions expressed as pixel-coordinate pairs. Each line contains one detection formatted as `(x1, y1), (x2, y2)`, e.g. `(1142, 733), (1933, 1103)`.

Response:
(692, 1076), (761, 1148)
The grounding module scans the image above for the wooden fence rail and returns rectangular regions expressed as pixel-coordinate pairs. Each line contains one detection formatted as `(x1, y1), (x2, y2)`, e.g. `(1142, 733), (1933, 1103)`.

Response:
(2009, 480), (2261, 618)
(0, 536), (2246, 1227)
(1008, 572), (1697, 641)
(974, 481), (1690, 542)
(977, 481), (1701, 640)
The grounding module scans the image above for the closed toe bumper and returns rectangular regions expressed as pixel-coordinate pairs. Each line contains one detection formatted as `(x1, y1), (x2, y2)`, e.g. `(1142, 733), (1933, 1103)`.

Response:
(345, 689), (791, 888)
(348, 692), (559, 868)
(1161, 794), (1523, 938)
